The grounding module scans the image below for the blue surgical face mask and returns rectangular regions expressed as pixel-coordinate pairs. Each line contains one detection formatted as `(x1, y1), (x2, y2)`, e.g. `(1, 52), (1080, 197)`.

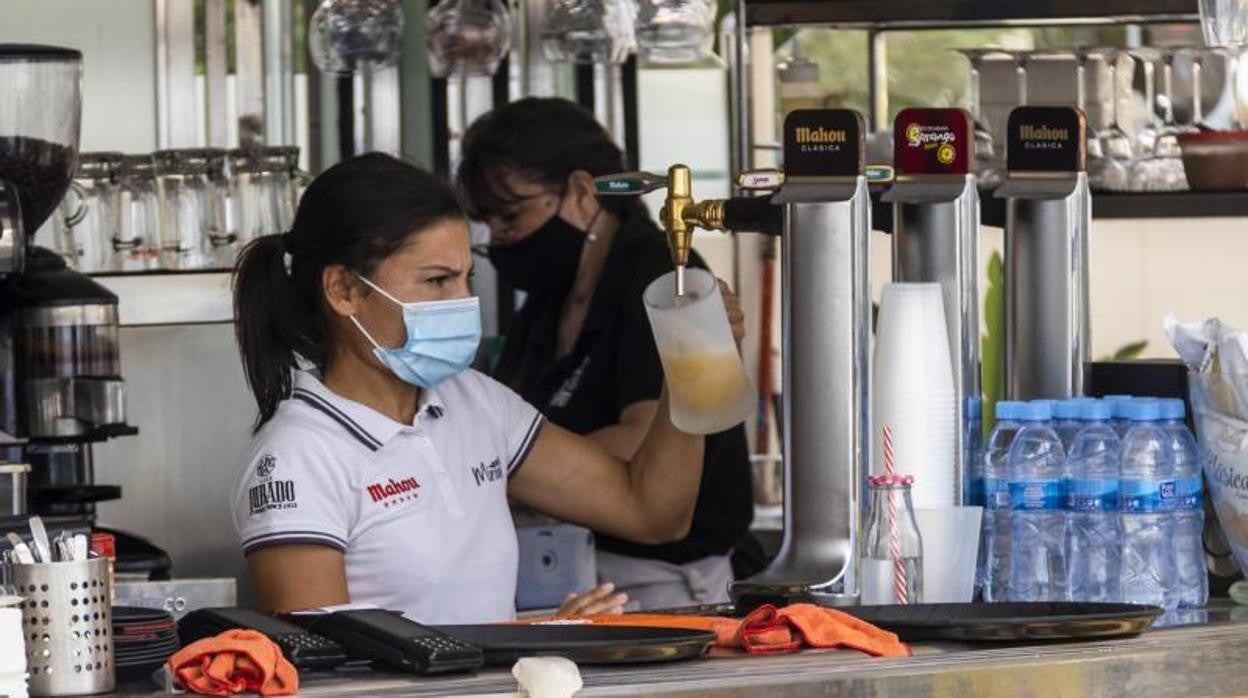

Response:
(349, 275), (482, 389)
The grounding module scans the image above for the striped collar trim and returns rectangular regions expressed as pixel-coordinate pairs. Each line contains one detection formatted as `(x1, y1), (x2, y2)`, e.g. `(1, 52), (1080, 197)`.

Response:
(290, 372), (449, 450)
(291, 389), (384, 451)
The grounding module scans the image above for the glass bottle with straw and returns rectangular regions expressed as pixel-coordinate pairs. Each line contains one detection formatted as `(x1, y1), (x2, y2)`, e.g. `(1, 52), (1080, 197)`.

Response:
(861, 426), (924, 605)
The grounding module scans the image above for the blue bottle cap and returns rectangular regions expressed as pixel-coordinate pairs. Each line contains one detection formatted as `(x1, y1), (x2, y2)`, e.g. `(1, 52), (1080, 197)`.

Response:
(1018, 400), (1054, 422)
(1078, 399), (1113, 421)
(1106, 395), (1136, 418)
(994, 401), (1025, 420)
(1055, 399), (1084, 420)
(1160, 398), (1186, 421)
(1123, 399), (1163, 422)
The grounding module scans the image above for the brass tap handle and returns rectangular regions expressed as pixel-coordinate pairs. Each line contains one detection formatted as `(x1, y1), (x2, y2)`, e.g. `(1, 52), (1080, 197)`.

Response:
(595, 165), (738, 288)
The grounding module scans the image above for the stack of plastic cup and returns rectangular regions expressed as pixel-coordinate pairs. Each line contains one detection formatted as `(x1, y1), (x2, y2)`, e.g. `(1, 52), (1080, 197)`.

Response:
(872, 282), (958, 509)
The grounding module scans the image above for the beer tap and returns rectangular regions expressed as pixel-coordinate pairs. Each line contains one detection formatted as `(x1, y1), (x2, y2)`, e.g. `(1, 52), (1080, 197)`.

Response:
(594, 164), (783, 297)
(599, 110), (872, 608)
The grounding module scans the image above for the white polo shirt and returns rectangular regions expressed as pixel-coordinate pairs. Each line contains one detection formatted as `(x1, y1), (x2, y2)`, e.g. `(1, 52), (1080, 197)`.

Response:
(231, 369), (543, 624)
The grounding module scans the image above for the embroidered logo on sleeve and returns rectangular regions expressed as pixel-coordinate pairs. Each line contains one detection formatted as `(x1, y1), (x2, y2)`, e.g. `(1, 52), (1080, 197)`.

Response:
(471, 458), (504, 486)
(249, 454), (298, 515)
(256, 454), (277, 478)
(366, 476), (421, 508)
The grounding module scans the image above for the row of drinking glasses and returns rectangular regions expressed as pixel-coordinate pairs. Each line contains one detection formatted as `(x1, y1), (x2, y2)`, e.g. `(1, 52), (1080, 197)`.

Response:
(956, 46), (1243, 192)
(52, 147), (307, 273)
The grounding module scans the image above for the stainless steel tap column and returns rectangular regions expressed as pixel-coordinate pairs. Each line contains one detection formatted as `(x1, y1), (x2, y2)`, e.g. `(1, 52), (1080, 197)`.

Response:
(731, 109), (871, 607)
(881, 108), (980, 504)
(994, 106), (1091, 401)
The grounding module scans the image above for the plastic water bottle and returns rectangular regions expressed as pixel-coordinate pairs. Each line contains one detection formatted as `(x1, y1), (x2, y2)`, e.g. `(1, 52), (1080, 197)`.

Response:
(1007, 400), (1068, 602)
(1160, 398), (1208, 608)
(964, 398), (984, 508)
(1064, 400), (1122, 602)
(1054, 398), (1086, 452)
(1119, 399), (1178, 609)
(1105, 395), (1135, 436)
(982, 401), (1024, 603)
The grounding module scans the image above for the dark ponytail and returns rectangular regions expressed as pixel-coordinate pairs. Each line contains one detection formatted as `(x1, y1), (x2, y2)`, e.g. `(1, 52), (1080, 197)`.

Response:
(456, 97), (645, 221)
(232, 152), (463, 430)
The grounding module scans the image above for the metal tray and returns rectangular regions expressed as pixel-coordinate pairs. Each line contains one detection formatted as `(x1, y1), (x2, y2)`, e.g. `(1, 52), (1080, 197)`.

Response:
(434, 624), (715, 666)
(840, 602), (1164, 642)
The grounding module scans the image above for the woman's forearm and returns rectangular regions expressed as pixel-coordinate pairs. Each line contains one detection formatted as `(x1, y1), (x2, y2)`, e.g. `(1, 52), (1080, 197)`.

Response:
(587, 399), (660, 461)
(624, 387), (705, 541)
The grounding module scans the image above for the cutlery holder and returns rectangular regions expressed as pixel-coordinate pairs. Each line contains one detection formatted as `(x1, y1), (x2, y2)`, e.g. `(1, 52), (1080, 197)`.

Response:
(11, 557), (113, 696)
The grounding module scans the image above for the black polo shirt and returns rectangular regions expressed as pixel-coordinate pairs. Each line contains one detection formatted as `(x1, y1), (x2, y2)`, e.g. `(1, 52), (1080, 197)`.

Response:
(494, 210), (754, 565)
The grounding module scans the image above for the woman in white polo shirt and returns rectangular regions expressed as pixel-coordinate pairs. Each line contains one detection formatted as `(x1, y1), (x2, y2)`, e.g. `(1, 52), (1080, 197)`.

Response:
(230, 153), (733, 625)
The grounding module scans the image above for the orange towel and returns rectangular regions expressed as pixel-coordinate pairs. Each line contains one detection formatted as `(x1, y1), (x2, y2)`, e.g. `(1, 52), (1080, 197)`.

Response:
(533, 604), (909, 658)
(166, 629), (299, 696)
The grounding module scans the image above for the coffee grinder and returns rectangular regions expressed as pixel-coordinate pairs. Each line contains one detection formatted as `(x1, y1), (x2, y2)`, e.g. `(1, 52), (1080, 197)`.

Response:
(0, 45), (135, 529)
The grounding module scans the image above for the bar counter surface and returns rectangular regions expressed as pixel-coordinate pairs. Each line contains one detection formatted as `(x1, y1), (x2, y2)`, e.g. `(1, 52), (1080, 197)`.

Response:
(116, 602), (1248, 697)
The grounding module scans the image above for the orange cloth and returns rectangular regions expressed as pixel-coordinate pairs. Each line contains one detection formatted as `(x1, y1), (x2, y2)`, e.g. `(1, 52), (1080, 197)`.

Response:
(532, 604), (909, 658)
(166, 629), (299, 696)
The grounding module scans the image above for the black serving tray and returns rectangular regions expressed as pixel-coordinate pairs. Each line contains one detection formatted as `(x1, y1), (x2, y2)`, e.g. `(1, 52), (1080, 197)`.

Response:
(434, 624), (715, 666)
(840, 602), (1164, 642)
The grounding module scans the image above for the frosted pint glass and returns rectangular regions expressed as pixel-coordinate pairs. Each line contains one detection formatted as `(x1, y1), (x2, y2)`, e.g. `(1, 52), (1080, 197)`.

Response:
(643, 268), (752, 434)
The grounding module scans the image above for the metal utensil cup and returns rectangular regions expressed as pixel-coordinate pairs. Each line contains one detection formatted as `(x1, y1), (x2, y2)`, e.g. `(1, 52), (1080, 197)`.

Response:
(11, 556), (113, 696)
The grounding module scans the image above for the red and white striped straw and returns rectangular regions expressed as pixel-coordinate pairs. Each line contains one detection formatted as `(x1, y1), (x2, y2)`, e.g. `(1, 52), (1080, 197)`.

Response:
(882, 426), (908, 604)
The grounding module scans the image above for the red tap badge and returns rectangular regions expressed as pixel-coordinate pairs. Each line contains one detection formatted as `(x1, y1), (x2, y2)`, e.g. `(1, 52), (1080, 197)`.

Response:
(893, 108), (973, 176)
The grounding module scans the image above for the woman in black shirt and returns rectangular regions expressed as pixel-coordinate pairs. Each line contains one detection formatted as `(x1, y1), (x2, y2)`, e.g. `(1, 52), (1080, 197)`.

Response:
(457, 97), (755, 609)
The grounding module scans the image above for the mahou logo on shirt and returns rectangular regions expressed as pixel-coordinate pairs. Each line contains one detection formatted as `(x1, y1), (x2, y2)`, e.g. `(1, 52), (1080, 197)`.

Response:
(367, 476), (421, 508)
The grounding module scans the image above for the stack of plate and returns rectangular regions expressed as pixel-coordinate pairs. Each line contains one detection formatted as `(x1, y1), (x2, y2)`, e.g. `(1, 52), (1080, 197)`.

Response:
(112, 607), (179, 682)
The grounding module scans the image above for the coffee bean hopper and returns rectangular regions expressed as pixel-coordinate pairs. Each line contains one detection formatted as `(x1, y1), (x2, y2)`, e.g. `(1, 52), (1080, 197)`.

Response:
(0, 45), (137, 533)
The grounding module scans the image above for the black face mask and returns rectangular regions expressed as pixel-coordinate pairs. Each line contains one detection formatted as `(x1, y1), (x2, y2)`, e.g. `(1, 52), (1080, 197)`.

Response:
(488, 209), (599, 297)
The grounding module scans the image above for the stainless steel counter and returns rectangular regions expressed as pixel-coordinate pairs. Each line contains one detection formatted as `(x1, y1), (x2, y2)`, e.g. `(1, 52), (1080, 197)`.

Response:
(118, 603), (1248, 697)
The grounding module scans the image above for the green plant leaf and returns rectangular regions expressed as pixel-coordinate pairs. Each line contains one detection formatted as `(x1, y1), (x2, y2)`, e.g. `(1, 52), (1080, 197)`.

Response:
(981, 251), (1005, 438)
(1102, 340), (1149, 362)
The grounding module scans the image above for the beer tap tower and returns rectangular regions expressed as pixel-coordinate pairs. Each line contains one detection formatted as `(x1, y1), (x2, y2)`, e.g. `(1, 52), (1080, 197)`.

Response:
(597, 109), (873, 606)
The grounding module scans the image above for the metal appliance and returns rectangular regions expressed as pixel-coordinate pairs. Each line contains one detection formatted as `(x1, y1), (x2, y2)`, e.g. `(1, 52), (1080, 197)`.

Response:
(993, 106), (1091, 400)
(0, 45), (135, 528)
(595, 108), (872, 607)
(881, 107), (981, 503)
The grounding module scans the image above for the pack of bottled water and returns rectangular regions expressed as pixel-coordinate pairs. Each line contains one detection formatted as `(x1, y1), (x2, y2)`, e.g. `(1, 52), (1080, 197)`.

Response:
(979, 395), (1206, 608)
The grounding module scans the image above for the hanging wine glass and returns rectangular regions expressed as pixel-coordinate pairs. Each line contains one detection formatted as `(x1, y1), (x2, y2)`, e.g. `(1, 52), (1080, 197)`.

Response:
(1129, 47), (1188, 191)
(1065, 47), (1106, 166)
(542, 0), (638, 65)
(308, 0), (405, 75)
(425, 0), (512, 77)
(1128, 47), (1162, 156)
(636, 0), (716, 64)
(1198, 0), (1248, 128)
(1087, 48), (1135, 192)
(1181, 46), (1211, 129)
